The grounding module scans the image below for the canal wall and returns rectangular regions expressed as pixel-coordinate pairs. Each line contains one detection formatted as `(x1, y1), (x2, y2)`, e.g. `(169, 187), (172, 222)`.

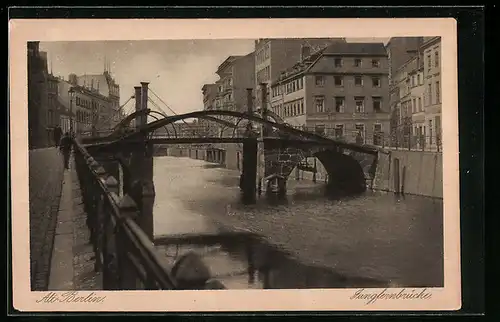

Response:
(159, 145), (442, 199)
(372, 150), (443, 199)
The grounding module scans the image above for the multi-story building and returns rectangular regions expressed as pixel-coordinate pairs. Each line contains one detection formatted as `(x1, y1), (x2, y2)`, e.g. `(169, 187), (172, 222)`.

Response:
(27, 41), (50, 149)
(421, 37), (442, 149)
(254, 38), (347, 111)
(212, 53), (255, 136)
(198, 83), (218, 135)
(53, 71), (122, 136)
(391, 53), (426, 148)
(75, 68), (121, 129)
(385, 37), (424, 86)
(269, 42), (391, 145)
(386, 37), (424, 145)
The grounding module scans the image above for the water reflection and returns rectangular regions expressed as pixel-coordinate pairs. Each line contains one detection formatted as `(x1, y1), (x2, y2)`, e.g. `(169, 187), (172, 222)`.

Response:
(153, 156), (444, 289)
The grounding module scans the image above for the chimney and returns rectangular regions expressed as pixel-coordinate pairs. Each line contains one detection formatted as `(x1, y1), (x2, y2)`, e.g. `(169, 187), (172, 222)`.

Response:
(300, 45), (311, 61)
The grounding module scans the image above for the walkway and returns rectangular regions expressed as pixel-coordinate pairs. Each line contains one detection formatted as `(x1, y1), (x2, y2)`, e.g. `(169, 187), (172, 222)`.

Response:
(29, 147), (65, 291)
(48, 155), (102, 290)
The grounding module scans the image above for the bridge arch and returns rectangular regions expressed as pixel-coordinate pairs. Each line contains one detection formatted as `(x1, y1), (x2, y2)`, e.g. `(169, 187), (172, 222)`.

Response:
(262, 143), (368, 197)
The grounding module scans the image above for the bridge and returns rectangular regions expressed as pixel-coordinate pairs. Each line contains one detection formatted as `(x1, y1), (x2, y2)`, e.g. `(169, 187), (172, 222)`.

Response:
(69, 82), (386, 291)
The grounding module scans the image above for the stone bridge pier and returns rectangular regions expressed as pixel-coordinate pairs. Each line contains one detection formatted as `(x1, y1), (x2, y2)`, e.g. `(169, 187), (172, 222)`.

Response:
(260, 140), (378, 197)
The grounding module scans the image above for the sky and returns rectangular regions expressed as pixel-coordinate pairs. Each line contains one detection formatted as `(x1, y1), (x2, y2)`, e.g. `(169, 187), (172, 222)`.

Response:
(39, 38), (389, 115)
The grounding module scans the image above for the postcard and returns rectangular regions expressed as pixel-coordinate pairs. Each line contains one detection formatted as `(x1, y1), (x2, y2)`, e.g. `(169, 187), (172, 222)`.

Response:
(9, 17), (460, 312)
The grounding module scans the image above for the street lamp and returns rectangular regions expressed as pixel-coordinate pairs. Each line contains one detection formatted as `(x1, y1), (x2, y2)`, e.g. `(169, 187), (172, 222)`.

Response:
(68, 87), (75, 135)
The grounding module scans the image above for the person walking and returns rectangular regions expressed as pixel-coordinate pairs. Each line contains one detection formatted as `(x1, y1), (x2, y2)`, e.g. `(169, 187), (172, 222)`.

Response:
(53, 125), (63, 147)
(59, 132), (73, 170)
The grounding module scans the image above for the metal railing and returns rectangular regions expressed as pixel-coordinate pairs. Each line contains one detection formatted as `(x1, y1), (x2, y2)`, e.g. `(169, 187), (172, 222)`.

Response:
(73, 140), (178, 290)
(73, 139), (231, 290)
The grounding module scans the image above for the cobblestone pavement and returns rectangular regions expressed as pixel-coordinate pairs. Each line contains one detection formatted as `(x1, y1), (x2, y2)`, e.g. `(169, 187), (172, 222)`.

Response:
(29, 148), (64, 291)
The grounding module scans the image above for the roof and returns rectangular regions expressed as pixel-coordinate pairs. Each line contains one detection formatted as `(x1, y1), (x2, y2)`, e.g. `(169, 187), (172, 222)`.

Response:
(216, 55), (243, 74)
(272, 42), (387, 85)
(322, 42), (387, 56)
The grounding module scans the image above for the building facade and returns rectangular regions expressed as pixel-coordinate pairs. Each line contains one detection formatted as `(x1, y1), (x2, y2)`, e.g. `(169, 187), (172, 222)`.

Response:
(421, 37), (442, 150)
(385, 37), (424, 86)
(270, 42), (391, 145)
(199, 83), (218, 135)
(27, 41), (50, 149)
(254, 38), (347, 111)
(391, 53), (426, 148)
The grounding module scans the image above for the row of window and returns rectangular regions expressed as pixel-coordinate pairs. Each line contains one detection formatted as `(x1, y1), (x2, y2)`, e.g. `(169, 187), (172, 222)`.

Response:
(314, 96), (383, 113)
(332, 58), (381, 68)
(271, 74), (384, 98)
(256, 44), (271, 65)
(315, 75), (382, 87)
(76, 109), (94, 124)
(425, 48), (440, 72)
(412, 115), (442, 146)
(427, 80), (441, 106)
(256, 66), (270, 84)
(272, 98), (305, 118)
(311, 123), (384, 143)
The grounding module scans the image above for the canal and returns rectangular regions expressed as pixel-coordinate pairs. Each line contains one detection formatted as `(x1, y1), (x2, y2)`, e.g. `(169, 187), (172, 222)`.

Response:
(152, 155), (444, 289)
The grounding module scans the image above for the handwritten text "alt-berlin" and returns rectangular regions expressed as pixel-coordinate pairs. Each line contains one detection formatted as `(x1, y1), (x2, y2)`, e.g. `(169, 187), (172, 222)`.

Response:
(36, 292), (106, 304)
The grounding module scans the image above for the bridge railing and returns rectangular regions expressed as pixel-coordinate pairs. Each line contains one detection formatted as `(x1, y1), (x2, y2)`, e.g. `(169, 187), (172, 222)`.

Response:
(73, 139), (179, 290)
(73, 139), (232, 290)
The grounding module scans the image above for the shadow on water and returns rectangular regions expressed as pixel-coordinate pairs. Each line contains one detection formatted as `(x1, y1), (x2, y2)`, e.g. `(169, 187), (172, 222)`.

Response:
(157, 231), (390, 289)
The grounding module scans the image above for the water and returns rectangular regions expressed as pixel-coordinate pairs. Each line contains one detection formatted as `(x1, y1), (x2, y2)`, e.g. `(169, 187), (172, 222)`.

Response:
(152, 156), (444, 289)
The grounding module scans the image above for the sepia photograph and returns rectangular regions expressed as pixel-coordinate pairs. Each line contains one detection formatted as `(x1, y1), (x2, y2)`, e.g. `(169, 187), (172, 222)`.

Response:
(10, 18), (460, 312)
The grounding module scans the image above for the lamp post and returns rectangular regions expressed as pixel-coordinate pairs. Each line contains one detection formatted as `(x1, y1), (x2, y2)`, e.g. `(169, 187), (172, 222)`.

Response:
(68, 87), (75, 135)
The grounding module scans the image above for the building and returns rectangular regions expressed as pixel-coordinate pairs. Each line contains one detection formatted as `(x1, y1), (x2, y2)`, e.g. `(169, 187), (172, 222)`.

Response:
(385, 37), (424, 86)
(269, 42), (391, 145)
(254, 38), (347, 111)
(52, 71), (122, 136)
(212, 53), (255, 136)
(27, 42), (50, 149)
(73, 64), (121, 129)
(421, 37), (442, 149)
(390, 53), (425, 148)
(199, 83), (219, 136)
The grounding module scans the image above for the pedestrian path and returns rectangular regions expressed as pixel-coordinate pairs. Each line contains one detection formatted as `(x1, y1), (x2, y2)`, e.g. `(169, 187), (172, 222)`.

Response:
(48, 157), (102, 291)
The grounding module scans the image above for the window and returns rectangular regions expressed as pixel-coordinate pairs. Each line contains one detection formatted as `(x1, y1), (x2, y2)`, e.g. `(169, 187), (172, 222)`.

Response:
(372, 59), (380, 67)
(418, 97), (422, 111)
(334, 76), (343, 86)
(429, 119), (433, 145)
(354, 97), (365, 113)
(315, 96), (325, 113)
(354, 58), (362, 67)
(436, 81), (440, 103)
(334, 58), (342, 67)
(412, 99), (416, 113)
(315, 75), (324, 86)
(372, 77), (381, 87)
(299, 78), (303, 89)
(418, 74), (421, 85)
(428, 83), (433, 105)
(334, 124), (344, 138)
(335, 97), (345, 113)
(435, 51), (439, 68)
(355, 124), (365, 143)
(354, 76), (363, 86)
(373, 123), (383, 145)
(315, 124), (326, 136)
(373, 96), (382, 112)
(427, 54), (431, 71)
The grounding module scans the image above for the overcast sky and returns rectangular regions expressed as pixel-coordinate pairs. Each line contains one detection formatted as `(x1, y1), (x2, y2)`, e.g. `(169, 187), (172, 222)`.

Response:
(40, 38), (389, 115)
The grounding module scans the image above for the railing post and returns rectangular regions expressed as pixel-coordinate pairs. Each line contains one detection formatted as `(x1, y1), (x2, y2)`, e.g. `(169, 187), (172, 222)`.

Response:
(116, 194), (140, 290)
(102, 176), (120, 289)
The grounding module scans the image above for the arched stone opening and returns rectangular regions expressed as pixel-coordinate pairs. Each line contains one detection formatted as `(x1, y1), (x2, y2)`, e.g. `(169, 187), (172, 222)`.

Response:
(314, 150), (367, 196)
